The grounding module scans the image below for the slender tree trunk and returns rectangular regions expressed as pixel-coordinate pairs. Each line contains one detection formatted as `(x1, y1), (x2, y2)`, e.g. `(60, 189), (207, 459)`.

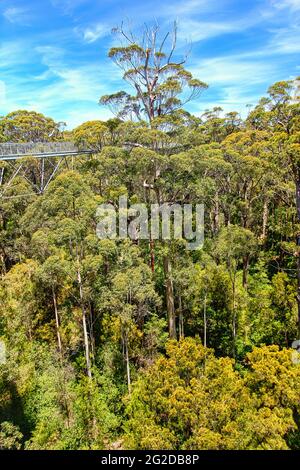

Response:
(89, 302), (95, 359)
(149, 238), (155, 273)
(77, 266), (92, 379)
(224, 209), (231, 227)
(261, 199), (268, 239)
(52, 286), (71, 427)
(232, 272), (237, 359)
(214, 194), (220, 235)
(145, 180), (155, 272)
(163, 255), (176, 339)
(0, 252), (6, 278)
(0, 167), (4, 185)
(124, 333), (131, 395)
(209, 210), (214, 236)
(296, 178), (300, 333)
(178, 295), (184, 339)
(242, 254), (250, 289)
(52, 285), (62, 355)
(203, 292), (207, 348)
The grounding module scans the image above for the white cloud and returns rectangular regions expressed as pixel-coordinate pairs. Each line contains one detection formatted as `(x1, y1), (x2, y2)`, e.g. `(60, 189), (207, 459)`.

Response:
(189, 83), (266, 118)
(175, 7), (270, 44)
(177, 19), (247, 43)
(9, 43), (121, 126)
(0, 36), (119, 127)
(187, 53), (281, 117)
(178, 20), (233, 42)
(76, 23), (109, 43)
(3, 7), (30, 24)
(0, 41), (33, 68)
(191, 55), (277, 86)
(50, 0), (89, 15)
(33, 70), (53, 81)
(160, 0), (225, 16)
(271, 0), (300, 11)
(268, 25), (300, 53)
(64, 108), (113, 129)
(36, 46), (66, 68)
(0, 80), (6, 107)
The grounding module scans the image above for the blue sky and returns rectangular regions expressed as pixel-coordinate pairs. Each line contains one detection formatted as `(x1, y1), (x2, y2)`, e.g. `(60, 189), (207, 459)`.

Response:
(0, 0), (299, 129)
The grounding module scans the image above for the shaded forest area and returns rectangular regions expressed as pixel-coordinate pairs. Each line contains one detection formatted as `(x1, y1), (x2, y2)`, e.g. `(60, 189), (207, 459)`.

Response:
(1, 23), (300, 450)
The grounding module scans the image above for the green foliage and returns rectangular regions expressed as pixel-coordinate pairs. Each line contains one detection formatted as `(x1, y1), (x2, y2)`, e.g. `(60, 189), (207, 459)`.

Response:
(0, 422), (23, 450)
(125, 338), (300, 450)
(1, 31), (300, 450)
(0, 110), (63, 143)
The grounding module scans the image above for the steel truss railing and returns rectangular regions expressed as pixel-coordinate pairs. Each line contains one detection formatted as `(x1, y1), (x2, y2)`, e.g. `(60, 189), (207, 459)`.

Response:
(0, 142), (95, 199)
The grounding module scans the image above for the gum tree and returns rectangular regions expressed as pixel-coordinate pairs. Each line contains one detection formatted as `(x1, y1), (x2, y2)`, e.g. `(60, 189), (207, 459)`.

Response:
(100, 22), (208, 125)
(99, 22), (208, 339)
(0, 110), (64, 143)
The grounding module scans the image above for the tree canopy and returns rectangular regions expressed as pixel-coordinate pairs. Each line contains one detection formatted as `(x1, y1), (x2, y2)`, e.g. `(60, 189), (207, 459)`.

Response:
(0, 23), (300, 451)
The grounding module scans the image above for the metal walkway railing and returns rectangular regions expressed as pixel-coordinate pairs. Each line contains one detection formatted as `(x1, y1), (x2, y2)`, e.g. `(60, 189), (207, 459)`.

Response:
(0, 142), (93, 161)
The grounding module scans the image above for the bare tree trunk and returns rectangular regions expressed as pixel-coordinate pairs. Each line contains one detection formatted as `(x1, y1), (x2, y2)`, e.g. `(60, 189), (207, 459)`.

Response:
(163, 255), (176, 339)
(52, 285), (62, 355)
(77, 266), (92, 379)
